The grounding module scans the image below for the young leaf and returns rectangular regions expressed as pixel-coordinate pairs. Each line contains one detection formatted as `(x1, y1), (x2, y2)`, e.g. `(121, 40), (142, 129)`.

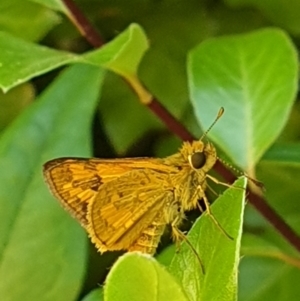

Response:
(104, 253), (189, 301)
(0, 24), (148, 93)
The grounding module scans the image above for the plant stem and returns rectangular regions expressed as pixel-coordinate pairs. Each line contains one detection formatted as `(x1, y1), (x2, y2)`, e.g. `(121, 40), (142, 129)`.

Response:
(63, 0), (104, 47)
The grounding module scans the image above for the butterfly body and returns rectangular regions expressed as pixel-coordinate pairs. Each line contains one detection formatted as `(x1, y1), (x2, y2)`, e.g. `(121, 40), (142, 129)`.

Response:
(43, 140), (217, 255)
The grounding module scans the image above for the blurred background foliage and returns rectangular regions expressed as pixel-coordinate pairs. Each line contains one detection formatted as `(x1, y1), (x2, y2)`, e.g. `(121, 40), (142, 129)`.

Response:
(1, 0), (300, 300)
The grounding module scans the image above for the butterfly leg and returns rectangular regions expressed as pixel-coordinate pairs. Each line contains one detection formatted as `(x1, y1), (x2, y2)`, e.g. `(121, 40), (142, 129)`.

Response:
(170, 216), (205, 273)
(196, 185), (233, 240)
(206, 174), (245, 192)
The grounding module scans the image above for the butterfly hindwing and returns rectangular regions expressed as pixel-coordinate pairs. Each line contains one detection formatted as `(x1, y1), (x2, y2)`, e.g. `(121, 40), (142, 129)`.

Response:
(87, 169), (174, 252)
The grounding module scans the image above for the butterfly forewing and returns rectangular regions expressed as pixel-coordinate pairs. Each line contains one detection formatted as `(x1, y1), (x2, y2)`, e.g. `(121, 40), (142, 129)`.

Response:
(43, 157), (176, 227)
(44, 158), (105, 226)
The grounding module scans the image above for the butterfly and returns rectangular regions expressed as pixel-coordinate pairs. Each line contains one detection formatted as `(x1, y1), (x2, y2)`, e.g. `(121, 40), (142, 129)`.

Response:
(43, 108), (225, 270)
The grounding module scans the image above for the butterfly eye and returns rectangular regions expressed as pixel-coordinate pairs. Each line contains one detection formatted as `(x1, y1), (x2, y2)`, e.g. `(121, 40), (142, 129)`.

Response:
(190, 152), (206, 169)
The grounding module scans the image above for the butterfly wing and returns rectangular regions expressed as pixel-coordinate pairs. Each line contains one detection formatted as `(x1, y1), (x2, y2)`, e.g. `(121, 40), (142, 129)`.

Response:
(43, 157), (169, 227)
(87, 169), (174, 253)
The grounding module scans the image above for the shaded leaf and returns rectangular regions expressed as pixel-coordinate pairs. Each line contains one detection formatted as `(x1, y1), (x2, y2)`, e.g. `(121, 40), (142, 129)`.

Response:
(0, 64), (104, 301)
(0, 0), (60, 42)
(225, 0), (300, 35)
(0, 83), (34, 132)
(29, 0), (67, 13)
(81, 288), (104, 301)
(239, 232), (300, 301)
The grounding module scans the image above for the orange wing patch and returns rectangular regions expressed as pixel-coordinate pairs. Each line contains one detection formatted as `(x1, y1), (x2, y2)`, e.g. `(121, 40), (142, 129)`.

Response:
(44, 158), (104, 226)
(87, 169), (173, 252)
(43, 157), (172, 227)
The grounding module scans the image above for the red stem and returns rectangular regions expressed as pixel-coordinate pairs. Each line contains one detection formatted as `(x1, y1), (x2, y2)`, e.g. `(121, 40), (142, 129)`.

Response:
(63, 0), (104, 47)
(148, 99), (194, 142)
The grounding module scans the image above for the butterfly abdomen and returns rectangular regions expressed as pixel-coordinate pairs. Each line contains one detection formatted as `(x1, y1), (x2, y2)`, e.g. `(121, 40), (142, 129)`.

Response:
(128, 222), (166, 255)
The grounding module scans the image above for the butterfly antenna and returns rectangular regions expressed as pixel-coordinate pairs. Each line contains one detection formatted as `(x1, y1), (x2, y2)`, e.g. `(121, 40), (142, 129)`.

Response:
(199, 107), (224, 141)
(217, 157), (265, 190)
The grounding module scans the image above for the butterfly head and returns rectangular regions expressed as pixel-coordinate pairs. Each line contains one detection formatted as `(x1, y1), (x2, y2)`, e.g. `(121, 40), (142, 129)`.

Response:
(179, 140), (217, 173)
(186, 107), (224, 172)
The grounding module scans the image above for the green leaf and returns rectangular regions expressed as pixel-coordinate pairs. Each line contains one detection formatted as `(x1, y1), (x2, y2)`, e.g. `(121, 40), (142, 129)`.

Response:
(0, 64), (104, 301)
(262, 142), (300, 164)
(84, 23), (150, 103)
(257, 144), (300, 215)
(81, 288), (104, 301)
(98, 73), (161, 154)
(84, 24), (148, 78)
(239, 255), (300, 301)
(157, 244), (176, 268)
(169, 177), (247, 301)
(225, 0), (300, 35)
(0, 31), (78, 92)
(239, 231), (300, 301)
(104, 253), (189, 301)
(258, 143), (300, 214)
(28, 0), (67, 13)
(0, 83), (34, 132)
(0, 24), (148, 93)
(0, 0), (60, 42)
(188, 28), (298, 171)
